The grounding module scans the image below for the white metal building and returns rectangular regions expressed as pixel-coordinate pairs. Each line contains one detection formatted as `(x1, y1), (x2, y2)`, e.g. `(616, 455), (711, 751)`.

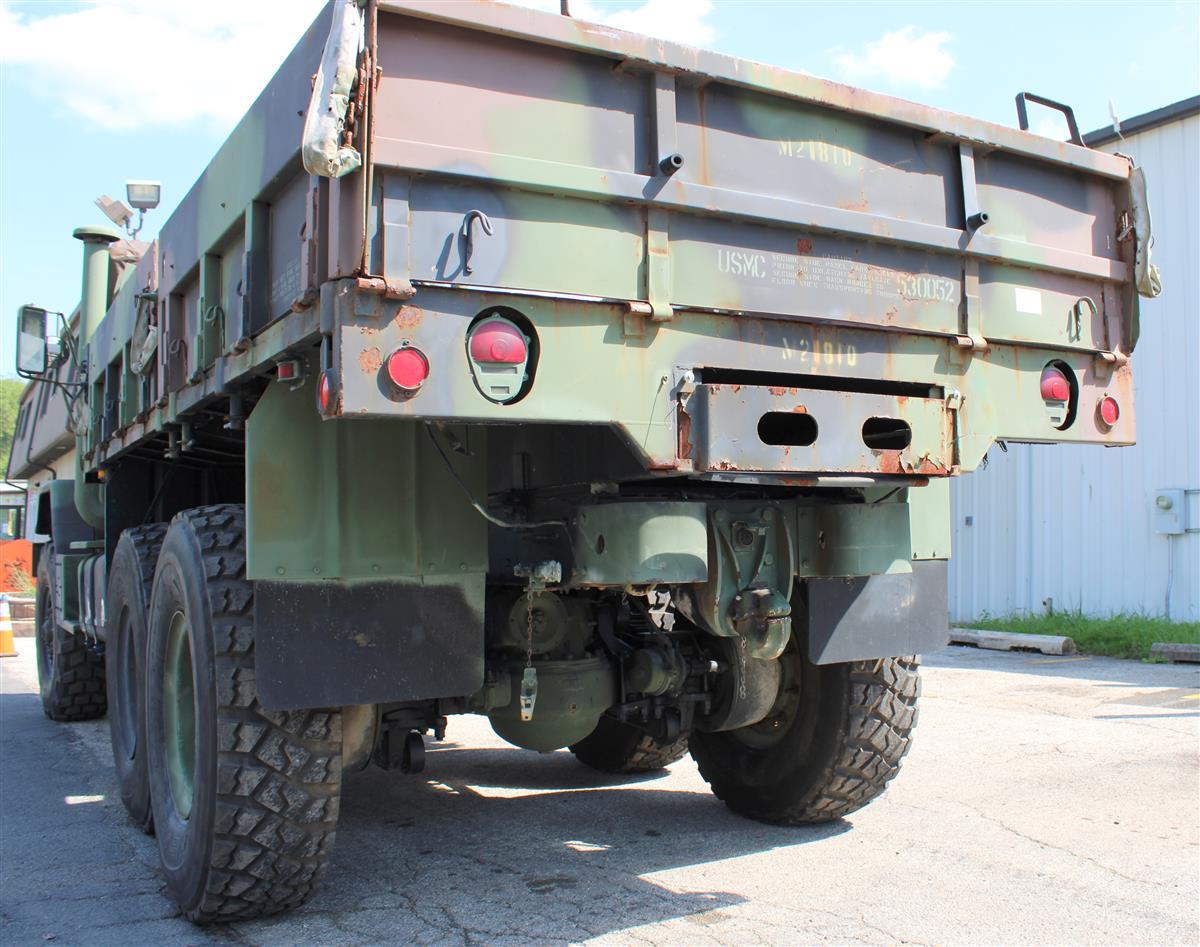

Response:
(949, 96), (1200, 623)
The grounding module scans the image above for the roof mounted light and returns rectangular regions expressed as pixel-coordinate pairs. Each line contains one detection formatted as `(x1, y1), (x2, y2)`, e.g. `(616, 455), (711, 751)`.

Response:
(125, 180), (161, 211)
(95, 180), (162, 239)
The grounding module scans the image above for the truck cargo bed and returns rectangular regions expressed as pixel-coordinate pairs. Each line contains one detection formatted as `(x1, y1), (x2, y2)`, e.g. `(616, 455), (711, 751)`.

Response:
(47, 0), (1150, 486)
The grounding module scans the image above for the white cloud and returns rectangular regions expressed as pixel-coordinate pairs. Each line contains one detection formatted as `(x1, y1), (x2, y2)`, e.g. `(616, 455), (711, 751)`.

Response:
(0, 0), (716, 133)
(831, 26), (954, 90)
(492, 0), (716, 47)
(0, 0), (326, 130)
(1033, 115), (1070, 140)
(583, 0), (716, 47)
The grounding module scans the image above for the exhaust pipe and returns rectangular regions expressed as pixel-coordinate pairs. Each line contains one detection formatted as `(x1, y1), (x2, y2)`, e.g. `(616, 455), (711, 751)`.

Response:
(71, 225), (118, 530)
(73, 225), (119, 345)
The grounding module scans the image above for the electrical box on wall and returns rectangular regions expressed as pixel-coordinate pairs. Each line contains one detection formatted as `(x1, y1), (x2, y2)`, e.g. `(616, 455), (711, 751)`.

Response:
(1152, 488), (1185, 535)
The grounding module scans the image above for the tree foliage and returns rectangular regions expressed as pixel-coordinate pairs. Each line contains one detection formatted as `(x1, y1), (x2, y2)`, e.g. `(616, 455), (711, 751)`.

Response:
(0, 378), (29, 478)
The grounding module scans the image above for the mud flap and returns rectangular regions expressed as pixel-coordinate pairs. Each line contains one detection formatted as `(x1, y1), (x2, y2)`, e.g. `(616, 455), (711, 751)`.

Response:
(254, 577), (484, 710)
(804, 560), (948, 664)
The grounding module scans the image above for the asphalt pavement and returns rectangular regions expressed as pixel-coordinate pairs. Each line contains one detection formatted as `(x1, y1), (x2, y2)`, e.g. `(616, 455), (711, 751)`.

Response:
(2, 639), (1197, 946)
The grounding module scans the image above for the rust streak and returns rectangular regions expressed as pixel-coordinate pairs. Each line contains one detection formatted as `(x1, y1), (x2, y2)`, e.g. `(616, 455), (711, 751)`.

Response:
(876, 450), (904, 475)
(677, 405), (693, 460)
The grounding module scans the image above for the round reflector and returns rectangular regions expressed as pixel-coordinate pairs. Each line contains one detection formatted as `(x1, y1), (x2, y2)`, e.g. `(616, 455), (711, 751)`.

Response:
(1099, 395), (1120, 427)
(317, 371), (334, 415)
(469, 318), (527, 364)
(386, 347), (429, 391)
(1040, 367), (1070, 402)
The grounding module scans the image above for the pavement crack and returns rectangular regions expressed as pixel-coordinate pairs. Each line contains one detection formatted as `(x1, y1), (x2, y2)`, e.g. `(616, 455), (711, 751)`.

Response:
(954, 800), (1157, 887)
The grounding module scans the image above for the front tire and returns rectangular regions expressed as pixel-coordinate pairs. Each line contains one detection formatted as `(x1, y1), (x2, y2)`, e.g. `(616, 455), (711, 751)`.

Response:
(145, 505), (342, 923)
(35, 546), (107, 722)
(690, 644), (919, 824)
(106, 523), (168, 833)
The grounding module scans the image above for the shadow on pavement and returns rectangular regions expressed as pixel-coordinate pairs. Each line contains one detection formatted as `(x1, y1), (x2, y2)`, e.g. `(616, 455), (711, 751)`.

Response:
(0, 655), (852, 945)
(278, 741), (853, 943)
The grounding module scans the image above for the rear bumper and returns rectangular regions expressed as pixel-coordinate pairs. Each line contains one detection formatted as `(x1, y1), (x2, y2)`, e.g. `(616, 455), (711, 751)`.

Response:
(684, 382), (953, 478)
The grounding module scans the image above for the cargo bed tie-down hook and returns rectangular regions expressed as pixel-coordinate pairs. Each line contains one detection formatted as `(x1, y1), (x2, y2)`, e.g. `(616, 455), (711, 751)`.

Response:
(461, 209), (493, 276)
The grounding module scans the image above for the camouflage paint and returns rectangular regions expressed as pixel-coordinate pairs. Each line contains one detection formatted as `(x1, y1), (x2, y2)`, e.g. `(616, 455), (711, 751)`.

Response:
(13, 1), (1155, 607)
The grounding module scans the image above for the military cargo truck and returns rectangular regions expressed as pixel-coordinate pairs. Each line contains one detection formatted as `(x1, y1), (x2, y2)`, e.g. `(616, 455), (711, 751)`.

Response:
(10, 0), (1160, 923)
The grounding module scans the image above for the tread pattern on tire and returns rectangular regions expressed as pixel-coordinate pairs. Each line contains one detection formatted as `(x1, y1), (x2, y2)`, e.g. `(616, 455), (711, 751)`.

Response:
(570, 715), (689, 774)
(179, 504), (342, 923)
(123, 523), (169, 597)
(45, 631), (108, 721)
(575, 731), (690, 774)
(697, 656), (920, 824)
(617, 732), (690, 773)
(39, 550), (107, 722)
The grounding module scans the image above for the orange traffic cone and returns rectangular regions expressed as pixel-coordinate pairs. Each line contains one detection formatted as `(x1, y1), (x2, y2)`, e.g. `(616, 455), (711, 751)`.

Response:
(0, 593), (17, 658)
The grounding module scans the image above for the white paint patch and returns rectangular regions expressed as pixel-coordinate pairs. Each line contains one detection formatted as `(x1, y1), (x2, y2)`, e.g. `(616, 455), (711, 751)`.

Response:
(65, 794), (104, 805)
(1014, 287), (1044, 315)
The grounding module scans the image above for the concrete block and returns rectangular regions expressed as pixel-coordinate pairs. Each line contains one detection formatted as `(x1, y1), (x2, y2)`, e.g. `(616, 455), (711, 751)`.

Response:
(1149, 642), (1200, 664)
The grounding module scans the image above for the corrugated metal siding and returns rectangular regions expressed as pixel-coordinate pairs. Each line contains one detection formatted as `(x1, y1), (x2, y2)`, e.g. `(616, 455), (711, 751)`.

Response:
(949, 112), (1200, 622)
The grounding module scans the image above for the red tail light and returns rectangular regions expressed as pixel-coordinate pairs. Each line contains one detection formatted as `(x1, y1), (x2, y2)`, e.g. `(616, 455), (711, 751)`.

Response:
(317, 371), (334, 415)
(1040, 367), (1070, 402)
(386, 346), (429, 392)
(469, 319), (527, 364)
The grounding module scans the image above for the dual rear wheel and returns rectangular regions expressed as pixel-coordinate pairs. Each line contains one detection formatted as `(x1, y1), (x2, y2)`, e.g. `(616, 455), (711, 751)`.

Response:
(571, 641), (920, 824)
(105, 523), (168, 832)
(690, 645), (921, 823)
(105, 505), (343, 922)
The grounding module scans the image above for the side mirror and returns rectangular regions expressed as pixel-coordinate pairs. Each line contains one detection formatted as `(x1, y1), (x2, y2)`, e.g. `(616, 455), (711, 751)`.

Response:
(16, 305), (50, 378)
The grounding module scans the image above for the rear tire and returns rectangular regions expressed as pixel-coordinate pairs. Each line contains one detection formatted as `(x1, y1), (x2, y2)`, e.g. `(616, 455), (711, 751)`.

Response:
(690, 644), (919, 824)
(570, 715), (689, 774)
(106, 523), (168, 833)
(35, 546), (107, 722)
(145, 505), (342, 923)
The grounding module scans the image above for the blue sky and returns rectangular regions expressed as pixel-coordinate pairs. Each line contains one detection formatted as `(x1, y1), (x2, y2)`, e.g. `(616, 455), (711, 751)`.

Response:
(1, 0), (1197, 375)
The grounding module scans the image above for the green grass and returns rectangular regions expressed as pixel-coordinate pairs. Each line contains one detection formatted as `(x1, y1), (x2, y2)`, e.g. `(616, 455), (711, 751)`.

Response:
(963, 612), (1200, 661)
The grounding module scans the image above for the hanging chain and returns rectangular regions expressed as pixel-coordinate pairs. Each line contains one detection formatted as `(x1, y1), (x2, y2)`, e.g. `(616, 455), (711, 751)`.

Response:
(513, 561), (560, 724)
(525, 588), (535, 670)
(519, 585), (539, 721)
